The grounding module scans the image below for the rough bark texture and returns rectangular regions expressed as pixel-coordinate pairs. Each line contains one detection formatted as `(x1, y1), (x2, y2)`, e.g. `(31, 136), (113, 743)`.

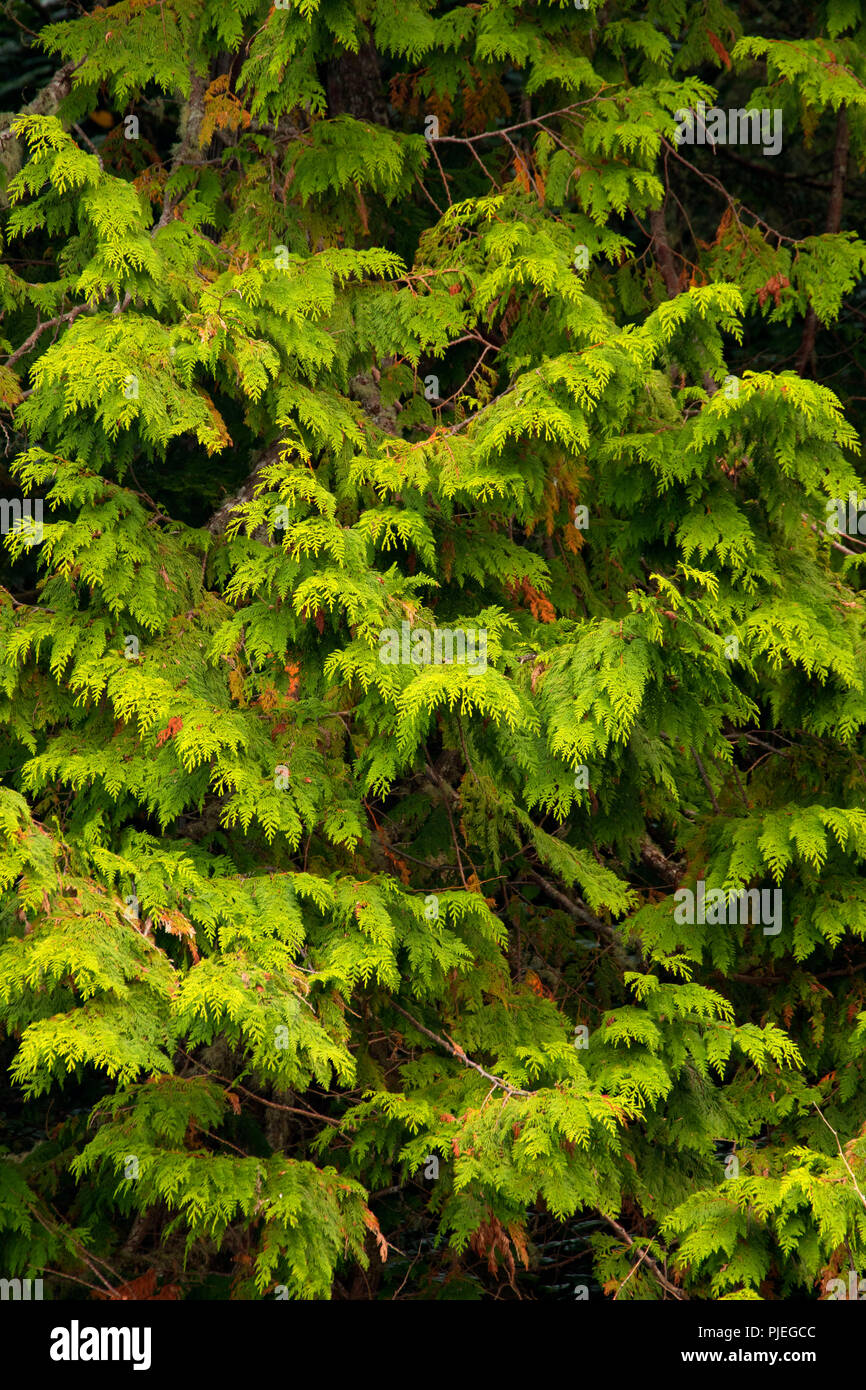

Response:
(170, 68), (211, 169)
(0, 59), (81, 204)
(325, 41), (390, 125)
(649, 206), (682, 299)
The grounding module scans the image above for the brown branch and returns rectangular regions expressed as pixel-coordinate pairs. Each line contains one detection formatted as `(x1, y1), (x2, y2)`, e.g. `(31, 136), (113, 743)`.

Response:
(523, 866), (632, 969)
(814, 1103), (866, 1215)
(602, 1215), (686, 1300)
(170, 67), (209, 169)
(716, 959), (866, 987)
(801, 509), (865, 558)
(796, 107), (849, 378)
(27, 1202), (121, 1298)
(724, 730), (792, 759)
(649, 206), (681, 299)
(73, 122), (104, 170)
(659, 136), (795, 246)
(42, 1267), (115, 1297)
(389, 1000), (533, 1098)
(649, 199), (720, 396)
(5, 301), (90, 369)
(178, 1049), (342, 1126)
(205, 440), (285, 536)
(431, 96), (608, 146)
(424, 760), (476, 887)
(690, 745), (721, 814)
(639, 836), (682, 887)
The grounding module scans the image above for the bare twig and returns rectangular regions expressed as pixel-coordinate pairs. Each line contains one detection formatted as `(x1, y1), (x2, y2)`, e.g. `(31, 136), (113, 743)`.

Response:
(523, 866), (630, 965)
(690, 745), (721, 814)
(390, 1000), (533, 1098)
(5, 302), (90, 369)
(602, 1215), (686, 1300)
(814, 1103), (866, 1214)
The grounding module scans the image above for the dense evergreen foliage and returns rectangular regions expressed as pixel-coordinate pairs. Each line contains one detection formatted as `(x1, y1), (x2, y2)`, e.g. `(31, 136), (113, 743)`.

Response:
(2, 0), (866, 1302)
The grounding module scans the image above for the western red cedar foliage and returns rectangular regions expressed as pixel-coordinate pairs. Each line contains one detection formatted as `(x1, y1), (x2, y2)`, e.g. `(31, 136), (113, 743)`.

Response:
(1, 0), (866, 1302)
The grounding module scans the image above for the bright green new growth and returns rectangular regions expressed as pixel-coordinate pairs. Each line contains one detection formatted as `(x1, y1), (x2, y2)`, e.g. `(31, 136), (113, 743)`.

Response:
(2, 0), (866, 1301)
